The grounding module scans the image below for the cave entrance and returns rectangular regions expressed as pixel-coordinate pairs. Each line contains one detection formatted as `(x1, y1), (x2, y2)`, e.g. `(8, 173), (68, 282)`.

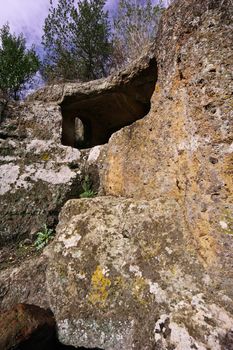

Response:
(61, 57), (157, 149)
(1, 303), (103, 350)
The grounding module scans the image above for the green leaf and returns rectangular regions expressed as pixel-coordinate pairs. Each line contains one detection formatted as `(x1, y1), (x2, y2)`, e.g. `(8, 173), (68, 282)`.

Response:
(34, 225), (54, 250)
(41, 0), (112, 82)
(0, 23), (40, 100)
(79, 175), (97, 198)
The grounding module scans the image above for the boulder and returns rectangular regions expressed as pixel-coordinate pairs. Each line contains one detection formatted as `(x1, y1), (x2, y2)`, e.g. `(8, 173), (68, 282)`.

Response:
(0, 255), (48, 311)
(45, 197), (233, 349)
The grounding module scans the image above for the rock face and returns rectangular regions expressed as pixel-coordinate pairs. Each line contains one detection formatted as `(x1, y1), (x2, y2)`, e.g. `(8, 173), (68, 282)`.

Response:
(60, 55), (156, 148)
(101, 0), (233, 293)
(0, 0), (233, 349)
(0, 255), (49, 311)
(0, 43), (156, 246)
(0, 101), (83, 245)
(46, 197), (233, 350)
(44, 0), (232, 348)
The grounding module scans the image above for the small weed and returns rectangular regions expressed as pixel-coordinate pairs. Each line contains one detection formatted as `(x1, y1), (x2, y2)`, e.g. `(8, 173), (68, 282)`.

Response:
(34, 225), (54, 250)
(79, 175), (97, 198)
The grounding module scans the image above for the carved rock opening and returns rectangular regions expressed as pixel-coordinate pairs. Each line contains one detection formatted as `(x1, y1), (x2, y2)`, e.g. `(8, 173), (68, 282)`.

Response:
(61, 57), (157, 149)
(0, 303), (103, 350)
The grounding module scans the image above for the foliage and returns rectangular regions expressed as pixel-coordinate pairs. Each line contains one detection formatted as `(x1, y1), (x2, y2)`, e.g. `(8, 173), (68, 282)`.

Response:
(112, 0), (164, 69)
(0, 24), (40, 100)
(79, 175), (97, 198)
(34, 225), (54, 250)
(42, 0), (112, 82)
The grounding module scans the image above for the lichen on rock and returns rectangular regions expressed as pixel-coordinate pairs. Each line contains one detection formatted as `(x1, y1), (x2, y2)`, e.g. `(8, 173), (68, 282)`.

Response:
(0, 0), (232, 349)
(45, 197), (233, 349)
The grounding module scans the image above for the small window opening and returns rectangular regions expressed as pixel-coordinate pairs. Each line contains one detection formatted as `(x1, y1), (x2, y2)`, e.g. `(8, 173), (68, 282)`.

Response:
(74, 117), (84, 147)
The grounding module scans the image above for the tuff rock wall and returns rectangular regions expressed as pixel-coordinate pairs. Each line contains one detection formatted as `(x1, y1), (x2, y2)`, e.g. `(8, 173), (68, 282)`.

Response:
(0, 0), (233, 349)
(44, 1), (233, 348)
(101, 0), (233, 289)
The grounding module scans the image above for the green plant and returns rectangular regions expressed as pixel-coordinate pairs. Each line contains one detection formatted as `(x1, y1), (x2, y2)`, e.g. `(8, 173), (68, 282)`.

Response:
(0, 24), (40, 100)
(42, 0), (112, 82)
(112, 0), (164, 69)
(79, 175), (97, 198)
(34, 225), (54, 250)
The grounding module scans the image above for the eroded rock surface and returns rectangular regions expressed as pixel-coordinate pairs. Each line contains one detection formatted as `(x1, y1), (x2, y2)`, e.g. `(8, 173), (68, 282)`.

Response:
(0, 40), (156, 247)
(0, 0), (232, 349)
(0, 101), (84, 246)
(0, 255), (49, 311)
(100, 0), (233, 294)
(45, 197), (233, 350)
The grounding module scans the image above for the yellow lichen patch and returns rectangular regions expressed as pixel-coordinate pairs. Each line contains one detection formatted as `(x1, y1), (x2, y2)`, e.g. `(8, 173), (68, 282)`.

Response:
(154, 84), (161, 95)
(57, 265), (67, 279)
(132, 277), (148, 305)
(170, 265), (177, 276)
(42, 153), (50, 161)
(88, 266), (111, 306)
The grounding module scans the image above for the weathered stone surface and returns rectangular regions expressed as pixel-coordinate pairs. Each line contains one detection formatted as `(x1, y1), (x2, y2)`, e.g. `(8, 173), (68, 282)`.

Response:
(100, 0), (233, 293)
(45, 197), (233, 350)
(0, 101), (84, 245)
(0, 255), (48, 311)
(0, 0), (232, 349)
(0, 42), (156, 246)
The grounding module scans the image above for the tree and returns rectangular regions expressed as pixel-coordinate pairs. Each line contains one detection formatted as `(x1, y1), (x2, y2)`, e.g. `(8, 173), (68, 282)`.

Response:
(0, 24), (40, 100)
(112, 0), (164, 69)
(42, 0), (112, 82)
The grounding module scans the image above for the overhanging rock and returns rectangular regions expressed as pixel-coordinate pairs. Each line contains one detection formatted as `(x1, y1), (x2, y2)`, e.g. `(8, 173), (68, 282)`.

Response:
(60, 57), (157, 148)
(29, 52), (157, 149)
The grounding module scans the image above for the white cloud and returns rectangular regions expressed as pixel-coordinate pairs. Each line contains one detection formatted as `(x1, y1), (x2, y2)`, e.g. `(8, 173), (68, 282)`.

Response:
(0, 0), (118, 47)
(0, 0), (50, 47)
(0, 0), (168, 48)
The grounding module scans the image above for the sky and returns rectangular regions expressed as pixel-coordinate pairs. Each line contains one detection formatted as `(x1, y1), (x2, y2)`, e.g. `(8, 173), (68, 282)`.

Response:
(0, 0), (118, 51)
(0, 0), (168, 52)
(0, 0), (168, 94)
